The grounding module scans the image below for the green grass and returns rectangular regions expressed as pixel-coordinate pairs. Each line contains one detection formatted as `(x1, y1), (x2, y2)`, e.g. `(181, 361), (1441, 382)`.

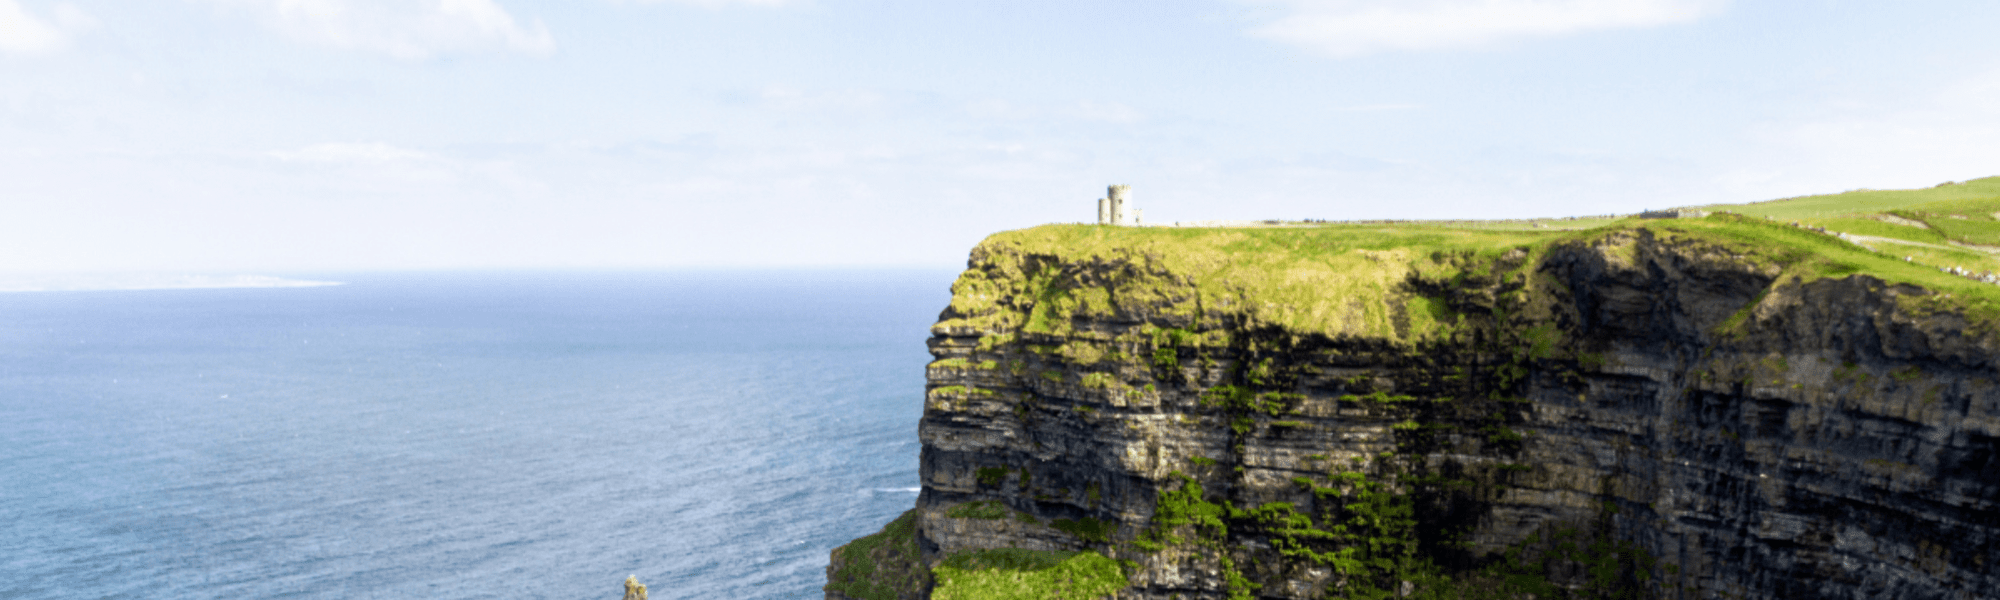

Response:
(1796, 216), (1949, 245)
(939, 177), (2000, 364)
(1698, 176), (2000, 220)
(976, 467), (1011, 486)
(1684, 176), (2000, 274)
(1896, 206), (2000, 244)
(1080, 372), (1117, 389)
(1051, 516), (1116, 542)
(942, 222), (1557, 341)
(1642, 214), (2000, 328)
(946, 500), (1014, 520)
(825, 510), (927, 600)
(931, 548), (1128, 600)
(1306, 216), (1629, 231)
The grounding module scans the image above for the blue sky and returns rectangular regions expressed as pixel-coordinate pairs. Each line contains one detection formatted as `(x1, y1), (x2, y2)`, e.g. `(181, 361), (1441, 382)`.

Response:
(4, 0), (1999, 271)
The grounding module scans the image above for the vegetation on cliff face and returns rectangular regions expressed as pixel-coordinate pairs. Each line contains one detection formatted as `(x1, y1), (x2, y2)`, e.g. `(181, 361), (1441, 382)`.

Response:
(829, 507), (1136, 600)
(1642, 214), (2000, 327)
(935, 222), (1549, 343)
(836, 178), (2000, 600)
(930, 549), (1128, 600)
(940, 205), (2000, 351)
(826, 510), (929, 600)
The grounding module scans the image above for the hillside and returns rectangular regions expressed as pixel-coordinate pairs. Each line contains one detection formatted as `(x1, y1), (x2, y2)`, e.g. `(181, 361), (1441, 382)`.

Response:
(1692, 176), (2000, 278)
(942, 207), (2000, 342)
(825, 180), (2000, 600)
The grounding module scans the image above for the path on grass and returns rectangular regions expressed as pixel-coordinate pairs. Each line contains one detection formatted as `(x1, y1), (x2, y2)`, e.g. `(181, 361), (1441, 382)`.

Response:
(1844, 234), (2000, 255)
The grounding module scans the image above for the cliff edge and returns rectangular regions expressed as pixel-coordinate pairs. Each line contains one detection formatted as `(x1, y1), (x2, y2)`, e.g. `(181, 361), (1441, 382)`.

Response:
(828, 214), (2000, 599)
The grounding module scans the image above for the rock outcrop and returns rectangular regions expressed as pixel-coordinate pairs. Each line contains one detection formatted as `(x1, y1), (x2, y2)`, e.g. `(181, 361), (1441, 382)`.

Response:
(830, 220), (2000, 599)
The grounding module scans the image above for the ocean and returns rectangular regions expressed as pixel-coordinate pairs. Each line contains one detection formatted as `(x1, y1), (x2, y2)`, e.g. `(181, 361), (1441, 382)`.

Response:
(0, 270), (957, 599)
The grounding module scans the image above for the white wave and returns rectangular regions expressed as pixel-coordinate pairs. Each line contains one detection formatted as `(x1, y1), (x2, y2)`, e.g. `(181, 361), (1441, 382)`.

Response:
(0, 274), (345, 293)
(871, 487), (922, 494)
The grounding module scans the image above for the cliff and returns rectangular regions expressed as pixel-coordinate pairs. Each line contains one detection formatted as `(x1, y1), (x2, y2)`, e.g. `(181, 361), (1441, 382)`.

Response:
(827, 214), (2000, 600)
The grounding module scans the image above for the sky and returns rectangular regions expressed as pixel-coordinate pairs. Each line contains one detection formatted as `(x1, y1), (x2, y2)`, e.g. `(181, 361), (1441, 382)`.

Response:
(4, 0), (2000, 272)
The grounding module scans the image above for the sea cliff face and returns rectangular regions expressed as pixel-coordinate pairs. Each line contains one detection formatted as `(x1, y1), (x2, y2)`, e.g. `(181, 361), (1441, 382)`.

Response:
(828, 220), (2000, 600)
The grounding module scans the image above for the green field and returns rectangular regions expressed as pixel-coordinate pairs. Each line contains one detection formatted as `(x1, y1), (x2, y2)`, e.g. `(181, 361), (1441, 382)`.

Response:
(1259, 175), (2000, 285)
(1185, 176), (2000, 274)
(1694, 176), (2000, 275)
(1698, 176), (2000, 221)
(953, 221), (1557, 341)
(959, 176), (2000, 342)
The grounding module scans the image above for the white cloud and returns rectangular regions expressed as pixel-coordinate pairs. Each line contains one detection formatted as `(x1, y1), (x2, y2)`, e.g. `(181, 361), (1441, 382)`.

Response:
(615, 0), (794, 7)
(1245, 0), (1725, 58)
(1327, 103), (1420, 112)
(0, 273), (342, 292)
(754, 86), (888, 112)
(0, 1), (91, 55)
(1069, 101), (1144, 124)
(212, 0), (554, 58)
(960, 99), (1145, 124)
(272, 142), (432, 162)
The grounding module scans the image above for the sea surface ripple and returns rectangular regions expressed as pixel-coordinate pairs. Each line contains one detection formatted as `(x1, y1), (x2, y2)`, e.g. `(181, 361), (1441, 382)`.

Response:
(0, 270), (952, 599)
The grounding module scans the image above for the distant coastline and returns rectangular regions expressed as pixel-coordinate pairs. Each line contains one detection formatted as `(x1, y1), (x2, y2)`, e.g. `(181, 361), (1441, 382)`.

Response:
(0, 274), (344, 293)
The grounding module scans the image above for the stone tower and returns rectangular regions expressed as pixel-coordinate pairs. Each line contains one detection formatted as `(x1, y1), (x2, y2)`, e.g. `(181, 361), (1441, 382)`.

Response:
(1108, 184), (1130, 225)
(1097, 197), (1110, 224)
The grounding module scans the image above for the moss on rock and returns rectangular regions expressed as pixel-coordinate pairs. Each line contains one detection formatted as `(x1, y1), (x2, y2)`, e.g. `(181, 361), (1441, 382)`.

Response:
(825, 510), (930, 600)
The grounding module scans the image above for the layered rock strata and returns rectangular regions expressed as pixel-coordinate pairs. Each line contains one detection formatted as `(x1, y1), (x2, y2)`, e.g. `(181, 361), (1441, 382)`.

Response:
(830, 222), (2000, 599)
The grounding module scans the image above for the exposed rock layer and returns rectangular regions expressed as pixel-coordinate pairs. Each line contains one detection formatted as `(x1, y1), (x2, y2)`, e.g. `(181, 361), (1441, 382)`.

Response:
(831, 225), (2000, 599)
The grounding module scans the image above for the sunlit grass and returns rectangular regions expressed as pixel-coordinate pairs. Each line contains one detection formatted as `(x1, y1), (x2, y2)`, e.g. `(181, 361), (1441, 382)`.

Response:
(978, 222), (1562, 340)
(930, 549), (1127, 600)
(1687, 176), (2000, 274)
(1698, 176), (2000, 220)
(947, 176), (2000, 347)
(1797, 217), (1948, 245)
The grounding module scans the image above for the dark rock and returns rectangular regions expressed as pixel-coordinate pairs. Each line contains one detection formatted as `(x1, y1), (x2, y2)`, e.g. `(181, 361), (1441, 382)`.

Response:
(834, 227), (2000, 599)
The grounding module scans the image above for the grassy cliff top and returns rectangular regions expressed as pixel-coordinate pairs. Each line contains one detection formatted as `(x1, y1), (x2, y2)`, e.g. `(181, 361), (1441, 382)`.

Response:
(961, 222), (1548, 341)
(1698, 175), (2000, 276)
(1700, 176), (2000, 221)
(957, 179), (2000, 342)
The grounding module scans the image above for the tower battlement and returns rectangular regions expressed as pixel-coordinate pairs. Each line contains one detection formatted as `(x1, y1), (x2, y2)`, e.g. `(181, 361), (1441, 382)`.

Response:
(1097, 184), (1138, 225)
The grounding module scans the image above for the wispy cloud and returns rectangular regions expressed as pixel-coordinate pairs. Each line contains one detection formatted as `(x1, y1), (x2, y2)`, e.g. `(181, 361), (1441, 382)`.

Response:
(751, 86), (890, 112)
(1328, 103), (1420, 112)
(962, 99), (1146, 124)
(272, 142), (432, 162)
(209, 0), (554, 59)
(0, 273), (342, 293)
(0, 0), (92, 55)
(614, 0), (795, 7)
(1245, 0), (1725, 58)
(1069, 101), (1144, 124)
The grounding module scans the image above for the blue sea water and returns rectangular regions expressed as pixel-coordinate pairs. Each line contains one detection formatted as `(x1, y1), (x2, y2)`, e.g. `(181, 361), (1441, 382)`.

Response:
(0, 270), (955, 599)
